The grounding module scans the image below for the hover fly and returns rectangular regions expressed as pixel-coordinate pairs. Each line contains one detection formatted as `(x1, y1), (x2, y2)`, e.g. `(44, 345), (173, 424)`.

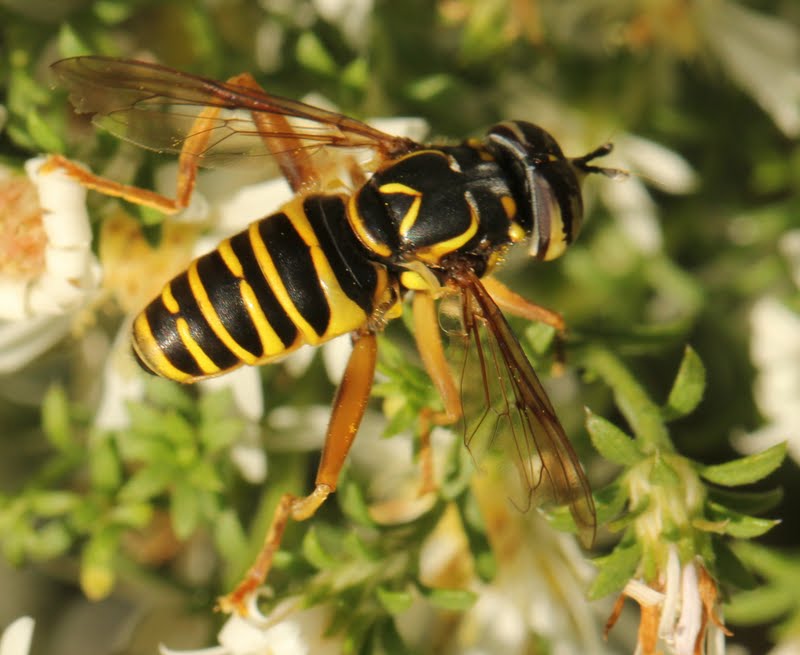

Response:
(47, 56), (618, 614)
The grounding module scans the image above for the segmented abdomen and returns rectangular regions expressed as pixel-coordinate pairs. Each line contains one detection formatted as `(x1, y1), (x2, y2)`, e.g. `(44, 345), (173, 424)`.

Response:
(132, 194), (391, 382)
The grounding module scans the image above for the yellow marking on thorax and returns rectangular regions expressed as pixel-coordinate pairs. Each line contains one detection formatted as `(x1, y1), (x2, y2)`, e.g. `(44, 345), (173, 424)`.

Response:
(415, 195), (480, 265)
(187, 261), (258, 365)
(347, 192), (392, 258)
(501, 195), (517, 220)
(132, 313), (194, 383)
(378, 182), (422, 238)
(508, 222), (526, 244)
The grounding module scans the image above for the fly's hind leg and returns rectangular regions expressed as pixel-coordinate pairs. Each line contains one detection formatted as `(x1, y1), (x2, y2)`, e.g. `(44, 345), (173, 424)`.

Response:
(43, 71), (314, 211)
(217, 331), (377, 616)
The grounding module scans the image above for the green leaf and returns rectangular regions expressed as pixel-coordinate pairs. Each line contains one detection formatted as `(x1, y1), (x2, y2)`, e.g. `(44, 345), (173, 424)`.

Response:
(109, 502), (152, 529)
(119, 465), (171, 501)
(420, 586), (478, 611)
(296, 31), (336, 76)
(89, 437), (121, 491)
(701, 443), (787, 487)
(42, 386), (71, 451)
(662, 346), (705, 421)
(338, 478), (376, 527)
(302, 525), (340, 570)
(589, 538), (642, 600)
(30, 491), (78, 516)
(724, 586), (794, 625)
(713, 539), (757, 591)
(80, 530), (117, 600)
(28, 522), (72, 560)
(707, 486), (783, 515)
(593, 483), (631, 524)
(586, 411), (643, 465)
(171, 481), (200, 540)
(703, 502), (780, 538)
(214, 509), (248, 562)
(57, 23), (92, 58)
(26, 108), (64, 153)
(376, 586), (414, 614)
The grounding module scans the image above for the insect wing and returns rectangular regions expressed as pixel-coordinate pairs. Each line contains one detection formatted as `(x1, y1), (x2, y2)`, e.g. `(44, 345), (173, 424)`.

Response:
(51, 56), (417, 189)
(454, 270), (596, 547)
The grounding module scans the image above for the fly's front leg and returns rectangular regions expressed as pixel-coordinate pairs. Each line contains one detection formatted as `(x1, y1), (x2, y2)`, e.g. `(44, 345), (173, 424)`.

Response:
(412, 292), (462, 495)
(481, 276), (567, 371)
(217, 331), (377, 615)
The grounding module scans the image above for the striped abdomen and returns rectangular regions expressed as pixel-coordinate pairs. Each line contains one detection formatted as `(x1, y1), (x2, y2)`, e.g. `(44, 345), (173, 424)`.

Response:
(132, 194), (393, 382)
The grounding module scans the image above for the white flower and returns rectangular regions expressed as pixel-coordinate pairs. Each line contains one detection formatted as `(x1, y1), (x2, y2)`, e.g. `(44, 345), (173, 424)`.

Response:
(160, 597), (342, 655)
(734, 297), (800, 463)
(612, 546), (730, 655)
(598, 133), (696, 254)
(699, 0), (800, 137)
(0, 618), (34, 655)
(311, 0), (374, 48)
(0, 157), (101, 373)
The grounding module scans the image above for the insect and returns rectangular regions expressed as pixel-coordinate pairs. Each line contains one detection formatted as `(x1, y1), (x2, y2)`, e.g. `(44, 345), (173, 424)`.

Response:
(47, 56), (619, 614)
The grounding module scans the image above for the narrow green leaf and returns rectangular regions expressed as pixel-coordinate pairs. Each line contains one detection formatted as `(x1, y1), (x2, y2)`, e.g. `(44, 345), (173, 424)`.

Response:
(89, 438), (121, 491)
(28, 522), (72, 560)
(589, 538), (642, 600)
(30, 491), (78, 516)
(724, 586), (794, 625)
(586, 411), (643, 466)
(296, 32), (336, 76)
(171, 482), (200, 540)
(662, 346), (705, 421)
(109, 502), (152, 529)
(42, 386), (71, 451)
(119, 465), (171, 501)
(26, 109), (64, 153)
(214, 509), (248, 562)
(712, 539), (757, 591)
(57, 23), (92, 57)
(707, 486), (783, 515)
(421, 586), (478, 611)
(338, 479), (376, 527)
(705, 501), (780, 538)
(701, 443), (787, 487)
(376, 587), (414, 614)
(302, 525), (339, 570)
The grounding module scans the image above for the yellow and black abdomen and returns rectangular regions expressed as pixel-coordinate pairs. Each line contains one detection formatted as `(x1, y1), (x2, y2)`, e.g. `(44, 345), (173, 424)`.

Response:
(132, 194), (393, 382)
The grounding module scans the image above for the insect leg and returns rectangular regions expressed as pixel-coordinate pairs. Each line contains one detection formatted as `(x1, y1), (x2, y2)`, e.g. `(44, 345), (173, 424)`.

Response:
(224, 73), (320, 193)
(217, 331), (377, 615)
(412, 292), (463, 494)
(481, 277), (565, 330)
(42, 70), (290, 213)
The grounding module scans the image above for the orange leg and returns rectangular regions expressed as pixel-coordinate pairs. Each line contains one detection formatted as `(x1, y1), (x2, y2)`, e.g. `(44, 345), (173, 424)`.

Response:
(217, 331), (377, 615)
(482, 276), (567, 371)
(481, 276), (564, 330)
(43, 72), (316, 210)
(412, 292), (463, 494)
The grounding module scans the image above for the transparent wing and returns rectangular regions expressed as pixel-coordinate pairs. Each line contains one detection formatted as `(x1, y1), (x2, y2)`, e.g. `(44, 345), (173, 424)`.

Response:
(51, 56), (418, 188)
(453, 269), (596, 547)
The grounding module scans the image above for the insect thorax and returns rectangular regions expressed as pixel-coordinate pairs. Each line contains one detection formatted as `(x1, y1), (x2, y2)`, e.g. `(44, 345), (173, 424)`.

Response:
(347, 145), (526, 283)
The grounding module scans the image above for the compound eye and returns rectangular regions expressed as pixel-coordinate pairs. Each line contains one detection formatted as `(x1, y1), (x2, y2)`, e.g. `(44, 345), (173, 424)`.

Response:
(528, 170), (583, 261)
